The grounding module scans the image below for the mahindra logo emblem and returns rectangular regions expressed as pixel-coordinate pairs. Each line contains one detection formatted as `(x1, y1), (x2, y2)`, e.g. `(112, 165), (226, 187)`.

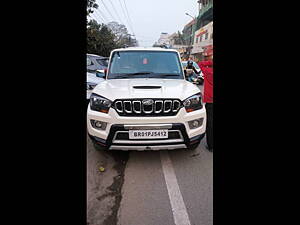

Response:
(142, 99), (154, 105)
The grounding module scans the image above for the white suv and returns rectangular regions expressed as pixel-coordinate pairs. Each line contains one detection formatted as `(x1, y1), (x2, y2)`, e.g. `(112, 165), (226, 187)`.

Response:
(87, 47), (206, 151)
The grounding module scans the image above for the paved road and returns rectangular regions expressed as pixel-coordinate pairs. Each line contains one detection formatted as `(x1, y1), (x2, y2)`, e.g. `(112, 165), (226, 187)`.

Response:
(87, 84), (212, 225)
(118, 140), (213, 225)
(87, 136), (129, 225)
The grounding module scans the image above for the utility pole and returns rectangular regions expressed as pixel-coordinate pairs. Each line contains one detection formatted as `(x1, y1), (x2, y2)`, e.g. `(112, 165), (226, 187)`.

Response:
(185, 13), (196, 58)
(127, 34), (135, 47)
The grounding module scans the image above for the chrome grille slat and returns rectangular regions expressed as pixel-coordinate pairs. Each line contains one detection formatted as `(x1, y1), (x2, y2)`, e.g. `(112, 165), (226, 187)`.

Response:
(172, 100), (181, 112)
(142, 99), (154, 114)
(164, 100), (172, 113)
(115, 101), (123, 113)
(155, 100), (163, 113)
(123, 101), (132, 113)
(132, 101), (142, 113)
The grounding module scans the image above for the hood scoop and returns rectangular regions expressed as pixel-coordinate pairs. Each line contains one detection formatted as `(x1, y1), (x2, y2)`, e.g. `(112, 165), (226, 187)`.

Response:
(133, 86), (162, 89)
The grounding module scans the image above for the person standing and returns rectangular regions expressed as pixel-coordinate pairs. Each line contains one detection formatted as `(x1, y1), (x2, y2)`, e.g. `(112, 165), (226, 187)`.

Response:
(198, 58), (213, 152)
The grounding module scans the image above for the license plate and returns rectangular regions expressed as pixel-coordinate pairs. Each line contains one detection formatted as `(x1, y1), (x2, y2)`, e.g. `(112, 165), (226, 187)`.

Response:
(129, 130), (168, 139)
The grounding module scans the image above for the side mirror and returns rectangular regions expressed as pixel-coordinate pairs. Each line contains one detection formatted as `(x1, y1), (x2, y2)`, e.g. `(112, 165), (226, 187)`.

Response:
(87, 58), (92, 66)
(104, 68), (108, 78)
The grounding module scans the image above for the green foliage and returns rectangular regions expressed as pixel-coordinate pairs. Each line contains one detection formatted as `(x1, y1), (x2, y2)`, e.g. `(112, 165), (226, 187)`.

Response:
(86, 3), (138, 56)
(87, 20), (117, 57)
(107, 22), (138, 48)
(87, 0), (98, 16)
(175, 31), (185, 45)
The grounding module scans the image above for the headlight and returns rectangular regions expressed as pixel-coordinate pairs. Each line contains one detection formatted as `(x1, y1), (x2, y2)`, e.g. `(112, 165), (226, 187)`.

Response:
(90, 93), (112, 113)
(183, 93), (203, 112)
(87, 82), (97, 90)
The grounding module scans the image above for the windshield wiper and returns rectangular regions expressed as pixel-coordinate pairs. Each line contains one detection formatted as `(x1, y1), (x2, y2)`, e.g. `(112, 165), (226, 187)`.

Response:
(158, 74), (180, 77)
(111, 73), (180, 79)
(123, 72), (154, 75)
(112, 72), (154, 79)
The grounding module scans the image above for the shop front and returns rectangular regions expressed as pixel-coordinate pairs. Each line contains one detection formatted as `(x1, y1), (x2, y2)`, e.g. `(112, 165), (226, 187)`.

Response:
(192, 21), (213, 61)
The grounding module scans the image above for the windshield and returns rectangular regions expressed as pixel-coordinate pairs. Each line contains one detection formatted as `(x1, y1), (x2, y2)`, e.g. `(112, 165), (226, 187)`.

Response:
(107, 51), (184, 79)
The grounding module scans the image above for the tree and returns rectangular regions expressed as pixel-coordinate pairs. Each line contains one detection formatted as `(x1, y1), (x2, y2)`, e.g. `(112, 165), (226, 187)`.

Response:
(107, 21), (138, 48)
(87, 20), (117, 57)
(87, 0), (98, 16)
(174, 31), (185, 45)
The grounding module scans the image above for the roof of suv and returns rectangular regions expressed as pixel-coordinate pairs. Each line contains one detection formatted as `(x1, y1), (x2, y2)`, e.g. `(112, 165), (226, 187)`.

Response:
(87, 53), (106, 58)
(112, 47), (179, 52)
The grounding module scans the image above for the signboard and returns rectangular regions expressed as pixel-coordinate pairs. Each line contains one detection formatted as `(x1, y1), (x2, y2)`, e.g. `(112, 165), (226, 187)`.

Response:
(191, 46), (203, 54)
(196, 28), (207, 37)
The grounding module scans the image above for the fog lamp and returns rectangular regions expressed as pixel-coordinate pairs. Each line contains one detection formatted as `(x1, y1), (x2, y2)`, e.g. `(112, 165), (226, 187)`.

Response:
(90, 120), (107, 130)
(188, 118), (204, 129)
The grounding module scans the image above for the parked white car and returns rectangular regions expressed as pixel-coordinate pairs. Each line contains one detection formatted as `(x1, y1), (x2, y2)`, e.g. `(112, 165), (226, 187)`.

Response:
(87, 47), (206, 151)
(86, 70), (105, 100)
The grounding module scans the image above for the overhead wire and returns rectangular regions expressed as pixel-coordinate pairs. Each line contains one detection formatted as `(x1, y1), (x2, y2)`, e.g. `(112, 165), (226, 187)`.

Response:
(93, 9), (106, 23)
(96, 7), (109, 23)
(99, 0), (117, 22)
(89, 13), (99, 23)
(107, 0), (125, 25)
(86, 4), (104, 24)
(122, 0), (136, 36)
(92, 0), (138, 45)
(117, 0), (134, 35)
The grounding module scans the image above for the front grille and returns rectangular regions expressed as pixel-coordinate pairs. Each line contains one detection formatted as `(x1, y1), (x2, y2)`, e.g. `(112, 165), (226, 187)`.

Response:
(112, 99), (182, 116)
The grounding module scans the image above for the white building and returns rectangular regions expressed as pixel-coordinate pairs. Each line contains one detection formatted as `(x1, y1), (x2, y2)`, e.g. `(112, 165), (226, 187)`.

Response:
(156, 32), (170, 46)
(191, 21), (213, 60)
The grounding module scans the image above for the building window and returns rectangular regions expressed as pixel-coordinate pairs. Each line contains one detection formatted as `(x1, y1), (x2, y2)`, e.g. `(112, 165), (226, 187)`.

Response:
(199, 35), (202, 42)
(205, 32), (208, 40)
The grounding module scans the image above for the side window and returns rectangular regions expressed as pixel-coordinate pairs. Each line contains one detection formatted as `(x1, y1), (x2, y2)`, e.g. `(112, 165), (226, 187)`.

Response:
(87, 57), (93, 66)
(96, 59), (108, 67)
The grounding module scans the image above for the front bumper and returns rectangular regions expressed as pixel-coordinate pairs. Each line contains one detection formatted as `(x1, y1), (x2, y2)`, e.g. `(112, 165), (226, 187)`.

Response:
(87, 105), (206, 150)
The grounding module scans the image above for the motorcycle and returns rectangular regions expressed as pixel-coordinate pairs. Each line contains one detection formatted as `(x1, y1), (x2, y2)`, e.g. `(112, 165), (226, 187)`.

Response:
(185, 69), (204, 85)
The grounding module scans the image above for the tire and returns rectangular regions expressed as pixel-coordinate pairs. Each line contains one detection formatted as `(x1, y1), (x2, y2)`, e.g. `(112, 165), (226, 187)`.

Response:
(188, 142), (200, 150)
(90, 138), (108, 151)
(93, 142), (108, 151)
(188, 133), (205, 150)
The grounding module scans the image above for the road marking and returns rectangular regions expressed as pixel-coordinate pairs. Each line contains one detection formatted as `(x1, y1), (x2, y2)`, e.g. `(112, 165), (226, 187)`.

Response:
(160, 151), (191, 225)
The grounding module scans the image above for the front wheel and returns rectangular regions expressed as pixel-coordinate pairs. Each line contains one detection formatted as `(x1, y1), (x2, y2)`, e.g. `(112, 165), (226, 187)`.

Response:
(90, 137), (108, 151)
(92, 141), (108, 151)
(187, 142), (200, 150)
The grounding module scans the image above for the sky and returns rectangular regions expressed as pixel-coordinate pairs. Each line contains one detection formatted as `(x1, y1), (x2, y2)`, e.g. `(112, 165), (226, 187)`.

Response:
(90, 0), (199, 47)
